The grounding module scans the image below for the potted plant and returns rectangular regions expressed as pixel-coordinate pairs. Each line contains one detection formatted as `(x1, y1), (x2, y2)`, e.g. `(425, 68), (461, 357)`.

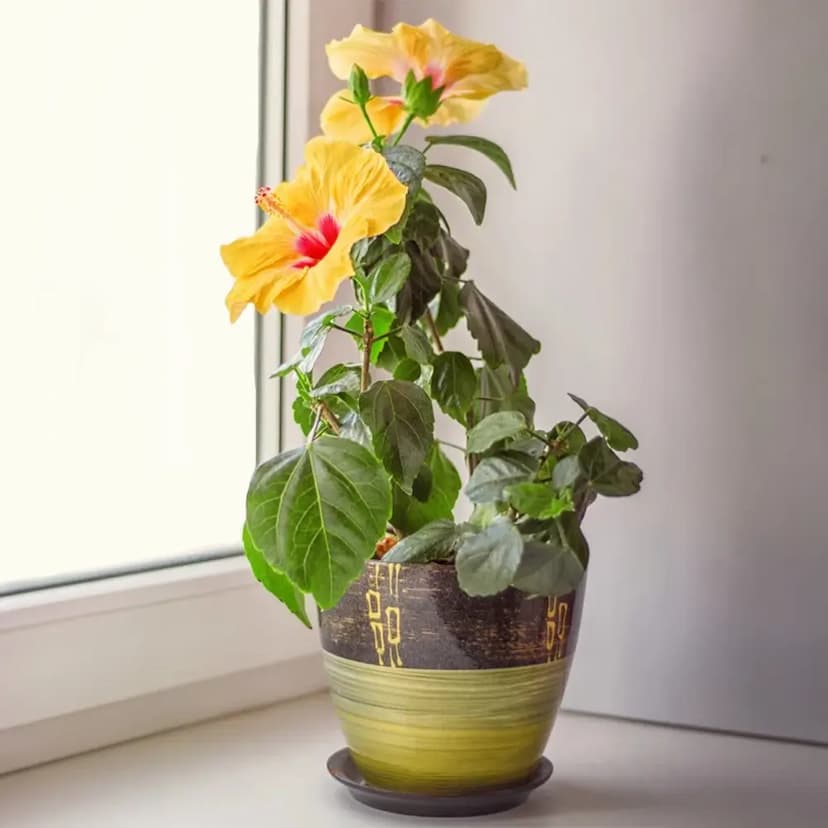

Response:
(221, 19), (643, 817)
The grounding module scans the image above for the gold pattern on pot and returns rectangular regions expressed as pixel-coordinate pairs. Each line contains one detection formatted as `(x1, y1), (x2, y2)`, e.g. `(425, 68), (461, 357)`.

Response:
(366, 562), (403, 667)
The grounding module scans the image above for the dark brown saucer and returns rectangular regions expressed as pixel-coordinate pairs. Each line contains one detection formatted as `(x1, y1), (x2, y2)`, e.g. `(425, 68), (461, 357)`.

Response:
(326, 748), (553, 817)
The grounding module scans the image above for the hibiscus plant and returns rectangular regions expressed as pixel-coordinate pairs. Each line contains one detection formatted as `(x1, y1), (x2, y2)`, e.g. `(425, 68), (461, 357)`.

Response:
(220, 21), (643, 626)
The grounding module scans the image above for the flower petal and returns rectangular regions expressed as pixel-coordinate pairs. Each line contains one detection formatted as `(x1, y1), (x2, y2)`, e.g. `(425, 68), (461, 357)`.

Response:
(326, 24), (409, 81)
(426, 96), (488, 126)
(320, 90), (407, 143)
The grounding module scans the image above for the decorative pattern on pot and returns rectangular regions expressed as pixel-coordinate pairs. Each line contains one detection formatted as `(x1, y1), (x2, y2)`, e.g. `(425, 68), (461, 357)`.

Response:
(320, 560), (584, 794)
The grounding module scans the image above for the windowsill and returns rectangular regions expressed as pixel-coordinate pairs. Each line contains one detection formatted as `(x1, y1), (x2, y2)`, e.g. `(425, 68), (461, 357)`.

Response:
(2, 693), (825, 827)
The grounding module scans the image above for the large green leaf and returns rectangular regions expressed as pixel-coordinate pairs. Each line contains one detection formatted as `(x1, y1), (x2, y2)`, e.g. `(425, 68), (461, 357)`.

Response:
(473, 365), (536, 425)
(433, 279), (463, 336)
(460, 282), (540, 381)
(382, 145), (426, 193)
(367, 252), (411, 304)
(339, 411), (372, 449)
(391, 443), (461, 535)
(242, 524), (310, 627)
(511, 540), (584, 597)
(423, 164), (487, 225)
(556, 512), (591, 568)
(465, 450), (538, 504)
(432, 229), (469, 279)
(579, 437), (644, 497)
(360, 380), (434, 493)
(405, 199), (442, 252)
(504, 482), (574, 519)
(467, 411), (528, 454)
(568, 394), (639, 452)
(396, 241), (442, 323)
(398, 325), (434, 364)
(425, 134), (516, 188)
(551, 455), (582, 489)
(246, 436), (391, 608)
(431, 351), (476, 420)
(455, 517), (523, 596)
(383, 519), (460, 563)
(311, 364), (361, 400)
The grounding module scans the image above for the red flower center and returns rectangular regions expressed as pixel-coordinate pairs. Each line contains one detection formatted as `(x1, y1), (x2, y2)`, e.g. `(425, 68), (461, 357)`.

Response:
(293, 213), (340, 269)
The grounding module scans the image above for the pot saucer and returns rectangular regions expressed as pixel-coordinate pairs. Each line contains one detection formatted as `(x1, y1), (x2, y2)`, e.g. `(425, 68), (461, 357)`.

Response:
(326, 748), (553, 817)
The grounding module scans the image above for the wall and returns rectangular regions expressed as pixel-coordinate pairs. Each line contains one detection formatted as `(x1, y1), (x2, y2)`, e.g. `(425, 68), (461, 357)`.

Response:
(379, 0), (828, 742)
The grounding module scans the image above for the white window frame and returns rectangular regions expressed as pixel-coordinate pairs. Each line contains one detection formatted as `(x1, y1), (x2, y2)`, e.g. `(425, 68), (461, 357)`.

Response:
(0, 0), (375, 774)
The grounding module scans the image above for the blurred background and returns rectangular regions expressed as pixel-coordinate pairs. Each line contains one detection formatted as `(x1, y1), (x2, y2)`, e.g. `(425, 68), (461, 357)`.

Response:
(2, 0), (826, 750)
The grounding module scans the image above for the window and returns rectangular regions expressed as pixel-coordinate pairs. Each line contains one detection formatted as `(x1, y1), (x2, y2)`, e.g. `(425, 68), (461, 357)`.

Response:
(0, 0), (337, 773)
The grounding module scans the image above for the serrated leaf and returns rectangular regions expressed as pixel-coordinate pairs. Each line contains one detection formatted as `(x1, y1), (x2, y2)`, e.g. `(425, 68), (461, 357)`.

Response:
(431, 351), (476, 420)
(396, 242), (442, 323)
(398, 325), (434, 364)
(391, 443), (461, 535)
(383, 145), (426, 192)
(270, 305), (352, 377)
(384, 519), (459, 563)
(511, 540), (584, 597)
(423, 164), (487, 224)
(460, 282), (540, 381)
(568, 394), (639, 451)
(311, 364), (361, 399)
(246, 437), (391, 608)
(359, 380), (434, 493)
(393, 357), (421, 381)
(579, 437), (644, 497)
(505, 482), (574, 519)
(467, 411), (528, 454)
(455, 517), (523, 596)
(367, 252), (411, 304)
(242, 524), (310, 627)
(465, 450), (538, 504)
(425, 134), (516, 189)
(551, 455), (582, 489)
(474, 365), (536, 425)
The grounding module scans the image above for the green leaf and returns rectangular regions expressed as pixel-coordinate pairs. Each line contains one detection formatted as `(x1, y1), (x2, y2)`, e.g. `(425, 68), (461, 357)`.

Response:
(359, 380), (435, 493)
(391, 443), (461, 535)
(351, 236), (389, 270)
(578, 437), (644, 497)
(473, 365), (536, 425)
(505, 482), (574, 519)
(455, 517), (523, 596)
(432, 229), (469, 279)
(292, 396), (315, 436)
(398, 325), (434, 363)
(367, 252), (411, 304)
(557, 512), (591, 568)
(423, 164), (487, 225)
(460, 282), (540, 381)
(311, 364), (361, 399)
(246, 436), (391, 608)
(433, 280), (463, 336)
(568, 394), (639, 451)
(242, 524), (310, 627)
(395, 242), (442, 323)
(383, 145), (426, 193)
(405, 200), (442, 252)
(270, 305), (351, 377)
(551, 455), (582, 489)
(549, 420), (587, 456)
(467, 411), (528, 454)
(393, 357), (421, 381)
(339, 411), (372, 449)
(465, 450), (538, 504)
(511, 540), (584, 597)
(431, 351), (477, 420)
(345, 306), (395, 363)
(383, 519), (460, 563)
(425, 134), (516, 189)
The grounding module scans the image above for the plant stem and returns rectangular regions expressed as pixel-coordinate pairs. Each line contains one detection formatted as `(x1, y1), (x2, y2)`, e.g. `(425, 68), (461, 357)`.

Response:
(423, 307), (444, 352)
(361, 319), (374, 392)
(318, 401), (341, 435)
(358, 101), (380, 143)
(330, 323), (355, 335)
(391, 112), (417, 146)
(372, 326), (402, 343)
(437, 439), (466, 454)
(307, 408), (324, 446)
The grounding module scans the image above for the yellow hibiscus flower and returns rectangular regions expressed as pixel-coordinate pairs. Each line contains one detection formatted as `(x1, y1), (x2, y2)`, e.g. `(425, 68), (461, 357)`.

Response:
(321, 19), (527, 143)
(220, 137), (407, 320)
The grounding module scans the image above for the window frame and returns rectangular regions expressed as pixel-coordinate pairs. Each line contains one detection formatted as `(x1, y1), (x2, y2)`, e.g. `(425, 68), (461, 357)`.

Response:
(0, 0), (380, 774)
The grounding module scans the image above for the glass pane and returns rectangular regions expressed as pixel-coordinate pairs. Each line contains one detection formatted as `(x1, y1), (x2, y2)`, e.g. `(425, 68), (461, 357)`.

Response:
(0, 1), (260, 587)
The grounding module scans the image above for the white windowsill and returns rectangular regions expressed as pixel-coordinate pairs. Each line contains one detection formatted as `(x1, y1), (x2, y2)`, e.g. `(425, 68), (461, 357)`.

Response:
(2, 693), (825, 827)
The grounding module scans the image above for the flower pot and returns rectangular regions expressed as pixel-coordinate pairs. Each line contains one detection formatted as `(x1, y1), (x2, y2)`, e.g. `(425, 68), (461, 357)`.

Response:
(319, 559), (584, 796)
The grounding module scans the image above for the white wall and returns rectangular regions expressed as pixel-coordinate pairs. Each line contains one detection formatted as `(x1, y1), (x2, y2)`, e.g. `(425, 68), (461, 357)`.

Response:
(380, 0), (828, 742)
